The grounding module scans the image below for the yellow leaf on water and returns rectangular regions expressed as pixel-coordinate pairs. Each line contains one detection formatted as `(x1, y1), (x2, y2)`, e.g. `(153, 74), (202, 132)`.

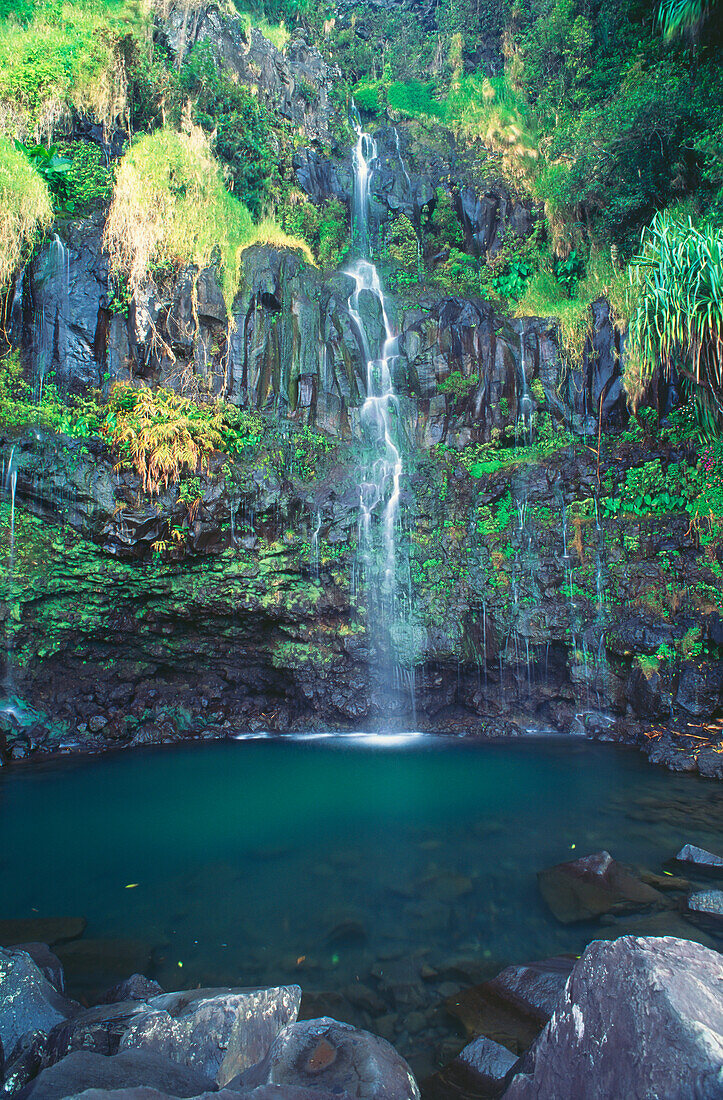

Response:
(125, 883), (139, 889)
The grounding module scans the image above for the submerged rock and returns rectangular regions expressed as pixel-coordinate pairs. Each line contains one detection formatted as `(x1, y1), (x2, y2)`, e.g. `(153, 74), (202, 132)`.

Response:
(503, 935), (723, 1100)
(537, 851), (665, 924)
(424, 1034), (517, 1098)
(0, 919), (86, 948)
(684, 889), (723, 935)
(236, 1017), (420, 1099)
(96, 976), (166, 1006)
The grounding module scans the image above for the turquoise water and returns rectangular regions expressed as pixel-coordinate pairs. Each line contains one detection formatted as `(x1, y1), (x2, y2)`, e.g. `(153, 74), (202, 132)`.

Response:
(0, 736), (720, 1074)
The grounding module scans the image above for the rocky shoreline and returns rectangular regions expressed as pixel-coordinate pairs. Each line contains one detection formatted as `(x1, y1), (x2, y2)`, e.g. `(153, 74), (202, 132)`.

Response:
(2, 927), (721, 1099)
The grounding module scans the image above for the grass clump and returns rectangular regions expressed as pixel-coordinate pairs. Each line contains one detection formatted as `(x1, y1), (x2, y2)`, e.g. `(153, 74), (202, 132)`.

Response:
(0, 0), (148, 141)
(0, 135), (53, 286)
(104, 125), (312, 317)
(515, 251), (630, 365)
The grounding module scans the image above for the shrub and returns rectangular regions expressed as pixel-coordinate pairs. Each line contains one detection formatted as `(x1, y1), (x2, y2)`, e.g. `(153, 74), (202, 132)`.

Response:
(103, 382), (263, 494)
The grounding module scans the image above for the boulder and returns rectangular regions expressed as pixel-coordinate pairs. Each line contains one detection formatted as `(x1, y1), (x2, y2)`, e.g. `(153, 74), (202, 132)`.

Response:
(537, 851), (665, 923)
(119, 986), (302, 1087)
(444, 956), (573, 1056)
(236, 1017), (420, 1099)
(13, 943), (66, 993)
(684, 889), (723, 935)
(96, 976), (165, 1005)
(0, 946), (78, 1062)
(19, 1049), (215, 1099)
(485, 957), (575, 1026)
(2, 1028), (47, 1095)
(45, 999), (150, 1063)
(675, 844), (723, 878)
(503, 936), (723, 1100)
(425, 1035), (517, 1098)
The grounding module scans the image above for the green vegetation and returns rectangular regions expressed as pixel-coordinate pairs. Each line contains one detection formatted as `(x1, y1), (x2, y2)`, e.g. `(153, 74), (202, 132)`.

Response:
(625, 212), (723, 430)
(104, 382), (263, 494)
(104, 126), (311, 315)
(0, 135), (52, 285)
(280, 196), (349, 269)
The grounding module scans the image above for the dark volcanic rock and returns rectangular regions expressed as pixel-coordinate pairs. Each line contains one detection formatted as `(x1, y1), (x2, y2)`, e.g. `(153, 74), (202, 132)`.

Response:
(237, 1017), (420, 1098)
(485, 957), (575, 1026)
(19, 1048), (215, 1099)
(503, 936), (723, 1100)
(537, 851), (665, 924)
(0, 947), (78, 1063)
(13, 943), (66, 993)
(73, 1088), (348, 1099)
(425, 1035), (518, 1098)
(118, 986), (302, 1087)
(45, 999), (150, 1063)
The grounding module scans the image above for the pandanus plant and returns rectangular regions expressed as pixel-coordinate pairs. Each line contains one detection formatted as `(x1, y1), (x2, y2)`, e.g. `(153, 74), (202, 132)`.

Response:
(626, 211), (723, 436)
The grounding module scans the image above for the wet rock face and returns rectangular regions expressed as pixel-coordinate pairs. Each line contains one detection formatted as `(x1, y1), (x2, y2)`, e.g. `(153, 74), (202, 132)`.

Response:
(503, 936), (723, 1100)
(20, 1048), (216, 1099)
(25, 213), (109, 395)
(537, 851), (665, 924)
(161, 7), (341, 146)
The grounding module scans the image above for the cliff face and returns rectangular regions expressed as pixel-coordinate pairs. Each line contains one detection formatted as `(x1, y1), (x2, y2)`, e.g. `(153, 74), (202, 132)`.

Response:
(1, 9), (722, 770)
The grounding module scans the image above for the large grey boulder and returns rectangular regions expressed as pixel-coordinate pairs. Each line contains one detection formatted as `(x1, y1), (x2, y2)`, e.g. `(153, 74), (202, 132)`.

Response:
(676, 844), (723, 878)
(18, 1049), (214, 1099)
(237, 1017), (420, 1099)
(119, 986), (302, 1087)
(0, 946), (78, 1062)
(503, 936), (723, 1099)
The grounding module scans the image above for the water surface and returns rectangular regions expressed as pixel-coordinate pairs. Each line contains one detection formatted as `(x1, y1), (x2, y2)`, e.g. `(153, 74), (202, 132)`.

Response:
(1, 736), (720, 1075)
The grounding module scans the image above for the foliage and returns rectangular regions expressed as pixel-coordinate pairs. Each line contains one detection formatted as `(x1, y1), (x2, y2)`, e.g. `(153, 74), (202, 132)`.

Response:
(103, 382), (263, 494)
(59, 139), (113, 210)
(657, 0), (717, 40)
(444, 74), (539, 185)
(602, 460), (686, 517)
(104, 126), (312, 316)
(492, 260), (531, 301)
(0, 352), (102, 436)
(438, 370), (477, 405)
(178, 39), (273, 214)
(625, 212), (723, 429)
(0, 135), (52, 286)
(684, 439), (723, 544)
(14, 138), (73, 209)
(280, 195), (348, 268)
(0, 0), (148, 140)
(387, 213), (418, 273)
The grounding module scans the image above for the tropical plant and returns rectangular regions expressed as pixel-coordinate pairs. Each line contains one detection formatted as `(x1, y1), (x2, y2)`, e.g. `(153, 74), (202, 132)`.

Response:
(14, 140), (73, 209)
(103, 383), (263, 495)
(657, 0), (718, 39)
(625, 212), (723, 431)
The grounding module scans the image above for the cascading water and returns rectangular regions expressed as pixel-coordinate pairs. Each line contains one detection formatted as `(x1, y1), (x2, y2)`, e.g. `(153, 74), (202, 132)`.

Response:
(34, 233), (70, 402)
(346, 111), (415, 720)
(1, 448), (18, 711)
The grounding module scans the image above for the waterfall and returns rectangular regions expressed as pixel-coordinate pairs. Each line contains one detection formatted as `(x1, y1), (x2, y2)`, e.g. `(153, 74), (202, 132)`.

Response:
(310, 511), (321, 581)
(34, 233), (70, 402)
(517, 320), (533, 446)
(2, 448), (18, 710)
(347, 110), (414, 722)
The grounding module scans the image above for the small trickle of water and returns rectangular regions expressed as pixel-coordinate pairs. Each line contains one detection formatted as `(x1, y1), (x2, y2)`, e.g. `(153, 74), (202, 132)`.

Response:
(517, 320), (533, 446)
(310, 511), (321, 580)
